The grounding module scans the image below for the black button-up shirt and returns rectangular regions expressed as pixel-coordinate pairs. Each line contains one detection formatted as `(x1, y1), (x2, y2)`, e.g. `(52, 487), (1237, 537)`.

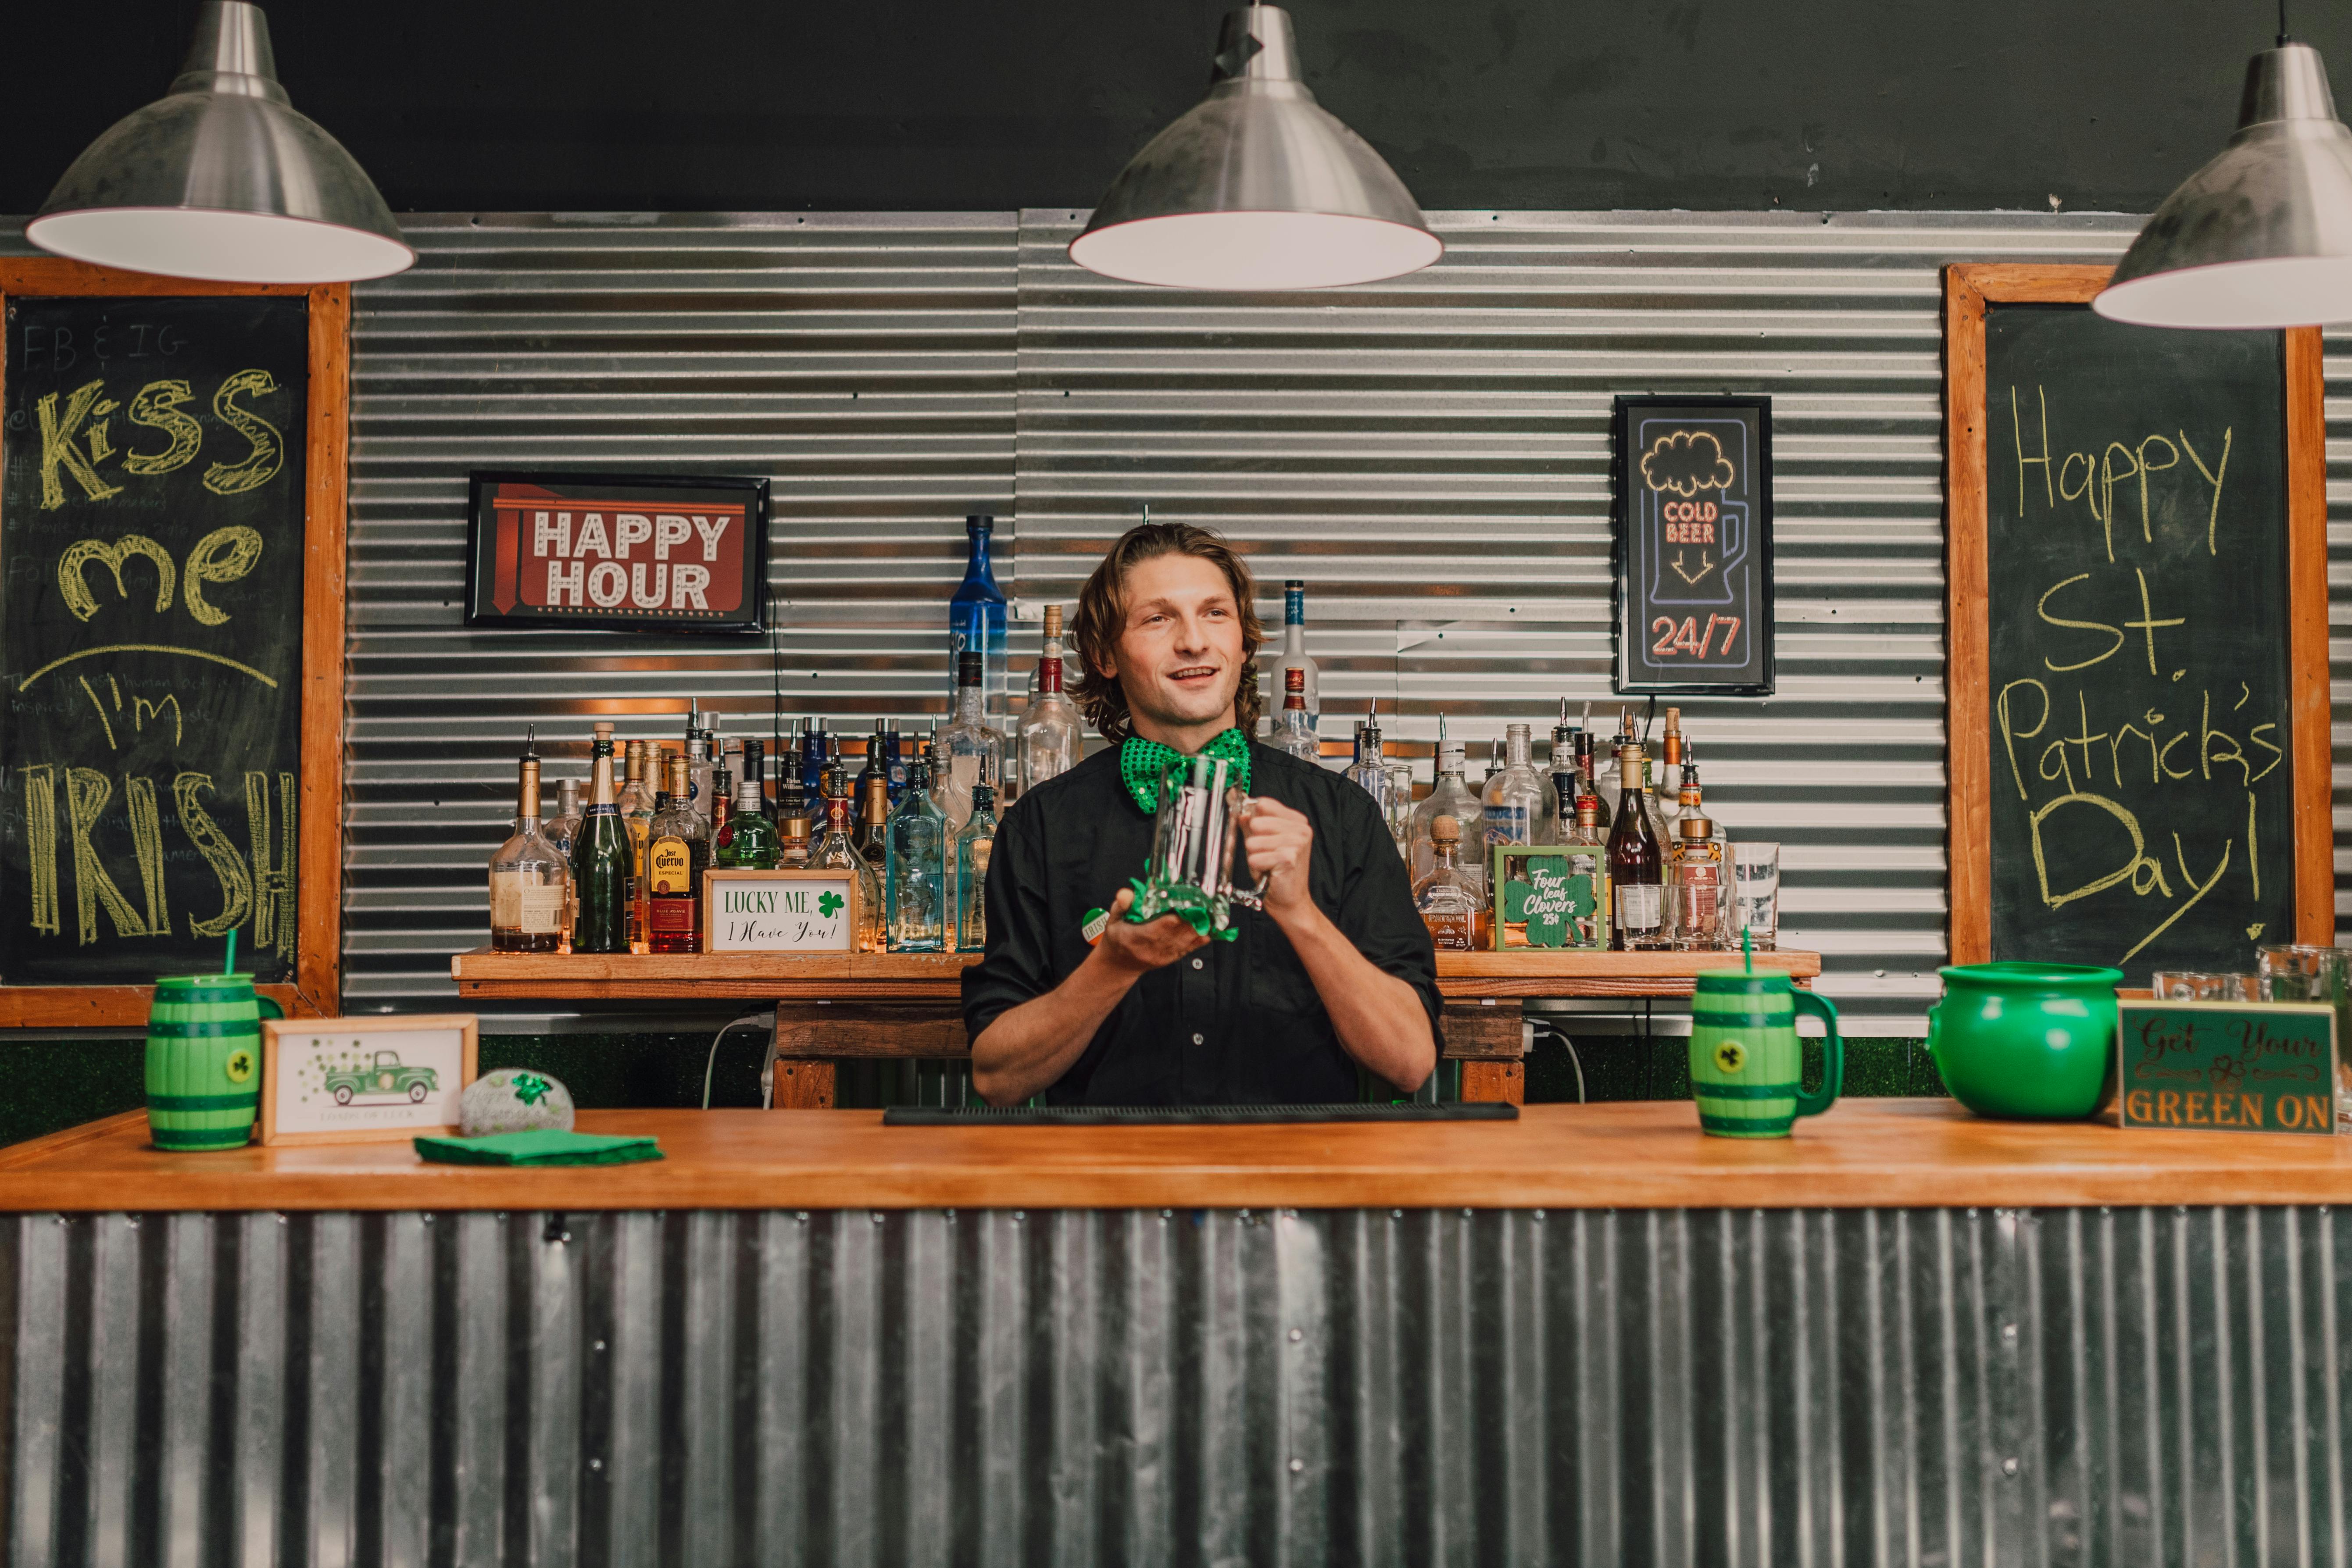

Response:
(962, 740), (1442, 1104)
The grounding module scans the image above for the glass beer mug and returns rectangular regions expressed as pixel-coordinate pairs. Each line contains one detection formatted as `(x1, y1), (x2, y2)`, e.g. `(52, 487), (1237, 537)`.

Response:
(1130, 754), (1272, 938)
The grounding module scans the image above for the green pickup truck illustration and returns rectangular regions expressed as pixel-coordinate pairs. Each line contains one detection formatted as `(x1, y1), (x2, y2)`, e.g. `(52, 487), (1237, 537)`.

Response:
(324, 1050), (440, 1105)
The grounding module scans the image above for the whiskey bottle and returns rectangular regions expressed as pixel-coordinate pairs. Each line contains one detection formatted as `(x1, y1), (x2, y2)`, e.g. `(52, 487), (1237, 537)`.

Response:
(954, 783), (997, 951)
(1560, 794), (1611, 950)
(570, 722), (634, 954)
(854, 765), (891, 869)
(1016, 604), (1082, 794)
(1269, 666), (1319, 761)
(645, 754), (708, 954)
(1607, 742), (1666, 950)
(1408, 737), (1486, 900)
(488, 731), (567, 953)
(619, 739), (654, 953)
(814, 786), (884, 952)
(886, 750), (949, 952)
(1669, 816), (1726, 950)
(1413, 815), (1480, 951)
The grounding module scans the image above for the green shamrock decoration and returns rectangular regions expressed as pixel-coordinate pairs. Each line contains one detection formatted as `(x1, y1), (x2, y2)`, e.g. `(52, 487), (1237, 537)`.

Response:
(818, 890), (845, 919)
(510, 1072), (552, 1106)
(224, 1048), (255, 1084)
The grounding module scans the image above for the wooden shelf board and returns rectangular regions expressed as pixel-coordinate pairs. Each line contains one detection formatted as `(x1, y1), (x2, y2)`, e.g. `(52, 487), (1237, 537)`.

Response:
(5, 1100), (2347, 1214)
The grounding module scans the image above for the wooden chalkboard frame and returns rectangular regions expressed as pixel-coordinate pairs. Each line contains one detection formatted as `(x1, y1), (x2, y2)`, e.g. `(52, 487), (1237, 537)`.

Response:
(0, 258), (347, 1025)
(1942, 263), (2330, 966)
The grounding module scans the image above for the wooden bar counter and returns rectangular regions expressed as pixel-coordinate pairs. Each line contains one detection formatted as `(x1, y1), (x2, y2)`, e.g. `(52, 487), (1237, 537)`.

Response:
(4, 1097), (2344, 1213)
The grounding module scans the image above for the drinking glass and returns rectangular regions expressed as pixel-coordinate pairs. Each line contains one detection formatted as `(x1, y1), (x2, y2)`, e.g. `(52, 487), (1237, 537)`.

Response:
(2149, 971), (2253, 1001)
(2255, 944), (2351, 1132)
(1730, 842), (1780, 950)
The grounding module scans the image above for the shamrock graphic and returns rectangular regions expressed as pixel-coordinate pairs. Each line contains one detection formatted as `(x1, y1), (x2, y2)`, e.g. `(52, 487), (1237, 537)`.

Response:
(224, 1048), (255, 1084)
(817, 890), (845, 919)
(510, 1072), (552, 1107)
(1713, 1041), (1747, 1075)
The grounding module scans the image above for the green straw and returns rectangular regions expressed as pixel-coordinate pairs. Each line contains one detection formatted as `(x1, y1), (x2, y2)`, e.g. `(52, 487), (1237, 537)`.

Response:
(224, 928), (237, 975)
(1742, 925), (1753, 974)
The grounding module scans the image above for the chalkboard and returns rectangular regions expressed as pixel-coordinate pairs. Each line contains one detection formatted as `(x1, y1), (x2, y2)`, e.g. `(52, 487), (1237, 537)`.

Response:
(0, 263), (349, 1016)
(1612, 395), (1774, 694)
(1945, 265), (2331, 982)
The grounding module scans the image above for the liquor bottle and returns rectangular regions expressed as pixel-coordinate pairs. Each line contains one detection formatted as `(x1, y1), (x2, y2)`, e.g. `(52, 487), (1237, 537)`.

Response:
(1607, 742), (1666, 950)
(1263, 579), (1319, 722)
(1413, 814), (1480, 951)
(1016, 604), (1082, 793)
(954, 783), (998, 951)
(1596, 713), (1631, 827)
(854, 765), (890, 868)
(1655, 707), (1684, 838)
(797, 717), (833, 804)
(684, 707), (718, 827)
(1481, 722), (1556, 856)
(646, 754), (708, 954)
(856, 718), (896, 807)
(777, 815), (813, 869)
(1344, 707), (1393, 805)
(1575, 727), (1611, 830)
(1670, 816), (1727, 950)
(1560, 794), (1611, 949)
(570, 721), (633, 954)
(1269, 665), (1320, 761)
(619, 740), (655, 953)
(948, 513), (1008, 718)
(488, 731), (567, 953)
(1408, 737), (1487, 899)
(885, 749), (949, 951)
(814, 786), (884, 952)
(543, 777), (583, 859)
(710, 749), (737, 858)
(1549, 701), (1580, 844)
(937, 651), (1004, 833)
(715, 767), (783, 870)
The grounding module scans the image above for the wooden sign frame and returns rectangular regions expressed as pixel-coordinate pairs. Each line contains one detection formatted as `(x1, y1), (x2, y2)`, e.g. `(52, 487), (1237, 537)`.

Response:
(0, 257), (348, 1024)
(259, 1014), (479, 1147)
(1942, 263), (2331, 966)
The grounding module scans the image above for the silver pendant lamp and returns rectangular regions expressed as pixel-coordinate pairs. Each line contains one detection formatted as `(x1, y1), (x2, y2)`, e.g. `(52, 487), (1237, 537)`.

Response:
(2095, 34), (2352, 328)
(27, 1), (413, 284)
(1069, 4), (1441, 291)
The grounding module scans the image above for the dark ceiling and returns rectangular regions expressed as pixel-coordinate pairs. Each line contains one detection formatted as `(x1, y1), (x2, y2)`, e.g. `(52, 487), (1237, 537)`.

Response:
(5, 1), (2342, 215)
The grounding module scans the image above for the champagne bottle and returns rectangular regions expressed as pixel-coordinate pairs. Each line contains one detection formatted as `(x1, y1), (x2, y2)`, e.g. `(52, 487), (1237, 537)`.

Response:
(570, 721), (634, 954)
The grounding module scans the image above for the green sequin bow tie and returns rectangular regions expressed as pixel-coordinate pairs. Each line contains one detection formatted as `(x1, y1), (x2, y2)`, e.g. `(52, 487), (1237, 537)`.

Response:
(1118, 729), (1253, 814)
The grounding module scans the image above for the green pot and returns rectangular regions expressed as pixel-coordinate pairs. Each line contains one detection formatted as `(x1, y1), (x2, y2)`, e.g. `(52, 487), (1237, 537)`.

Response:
(1688, 969), (1843, 1137)
(1927, 962), (2121, 1120)
(145, 975), (282, 1151)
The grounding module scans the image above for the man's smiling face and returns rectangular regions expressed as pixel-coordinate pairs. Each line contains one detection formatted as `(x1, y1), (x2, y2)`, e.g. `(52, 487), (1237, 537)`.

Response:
(1099, 551), (1247, 742)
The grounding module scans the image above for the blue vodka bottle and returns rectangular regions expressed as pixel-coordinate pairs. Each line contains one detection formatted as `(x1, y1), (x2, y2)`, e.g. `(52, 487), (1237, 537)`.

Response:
(947, 513), (1008, 721)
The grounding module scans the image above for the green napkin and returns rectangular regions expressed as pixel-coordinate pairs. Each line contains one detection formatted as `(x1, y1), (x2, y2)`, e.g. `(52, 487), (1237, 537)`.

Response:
(414, 1129), (663, 1167)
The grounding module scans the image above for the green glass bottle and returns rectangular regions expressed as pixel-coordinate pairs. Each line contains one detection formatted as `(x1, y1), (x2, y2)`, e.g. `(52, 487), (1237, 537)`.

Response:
(570, 721), (634, 953)
(715, 756), (783, 871)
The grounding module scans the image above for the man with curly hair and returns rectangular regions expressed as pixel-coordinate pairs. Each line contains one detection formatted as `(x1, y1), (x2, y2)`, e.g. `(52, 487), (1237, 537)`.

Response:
(962, 521), (1438, 1104)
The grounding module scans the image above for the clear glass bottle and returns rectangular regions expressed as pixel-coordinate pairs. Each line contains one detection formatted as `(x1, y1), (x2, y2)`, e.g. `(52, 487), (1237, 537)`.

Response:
(948, 513), (1009, 717)
(937, 650), (1004, 834)
(954, 783), (998, 952)
(1548, 701), (1580, 845)
(1413, 814), (1481, 951)
(1560, 794), (1611, 949)
(1344, 707), (1398, 817)
(1670, 815), (1727, 950)
(1409, 737), (1487, 900)
(683, 707), (718, 829)
(1016, 604), (1083, 794)
(1576, 728), (1611, 831)
(1596, 713), (1632, 827)
(1481, 722), (1557, 857)
(777, 815), (813, 869)
(1263, 579), (1319, 723)
(886, 750), (950, 952)
(645, 754), (708, 954)
(856, 718), (898, 808)
(715, 769), (782, 870)
(570, 721), (634, 954)
(1269, 665), (1320, 762)
(854, 765), (891, 869)
(814, 786), (885, 952)
(488, 732), (568, 953)
(1607, 742), (1666, 950)
(543, 777), (583, 860)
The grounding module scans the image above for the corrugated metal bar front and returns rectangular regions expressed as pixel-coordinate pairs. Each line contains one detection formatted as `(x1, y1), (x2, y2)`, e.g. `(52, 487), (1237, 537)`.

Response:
(1015, 209), (2163, 1034)
(343, 213), (1019, 1008)
(7, 1204), (2347, 1565)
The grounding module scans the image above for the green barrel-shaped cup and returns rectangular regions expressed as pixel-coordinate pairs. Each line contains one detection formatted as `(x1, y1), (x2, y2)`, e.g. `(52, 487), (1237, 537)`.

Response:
(1688, 969), (1843, 1137)
(146, 975), (282, 1151)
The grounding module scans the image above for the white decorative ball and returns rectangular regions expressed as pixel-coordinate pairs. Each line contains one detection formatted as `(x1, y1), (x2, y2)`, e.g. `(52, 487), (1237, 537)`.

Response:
(460, 1068), (575, 1136)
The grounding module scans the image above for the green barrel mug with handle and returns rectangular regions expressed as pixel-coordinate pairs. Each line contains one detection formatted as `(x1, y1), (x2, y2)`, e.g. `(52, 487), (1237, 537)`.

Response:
(1688, 969), (1843, 1137)
(146, 974), (283, 1151)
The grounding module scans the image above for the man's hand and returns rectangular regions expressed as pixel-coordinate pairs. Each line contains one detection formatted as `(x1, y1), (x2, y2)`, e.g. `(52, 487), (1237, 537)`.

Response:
(1091, 887), (1211, 975)
(1241, 797), (1316, 919)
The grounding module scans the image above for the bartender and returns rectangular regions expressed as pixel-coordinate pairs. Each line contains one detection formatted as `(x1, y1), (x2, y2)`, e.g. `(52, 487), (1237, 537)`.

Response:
(965, 521), (1439, 1104)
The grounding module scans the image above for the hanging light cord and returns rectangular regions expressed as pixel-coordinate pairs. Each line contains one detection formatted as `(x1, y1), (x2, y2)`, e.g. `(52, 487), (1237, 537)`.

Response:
(2279, 0), (2290, 46)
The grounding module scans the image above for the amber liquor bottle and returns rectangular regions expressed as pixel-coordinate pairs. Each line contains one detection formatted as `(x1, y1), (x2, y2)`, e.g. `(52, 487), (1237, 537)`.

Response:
(1607, 742), (1666, 950)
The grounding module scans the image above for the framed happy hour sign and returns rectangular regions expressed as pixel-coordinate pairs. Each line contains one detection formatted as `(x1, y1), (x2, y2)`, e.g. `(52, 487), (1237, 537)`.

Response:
(465, 471), (770, 634)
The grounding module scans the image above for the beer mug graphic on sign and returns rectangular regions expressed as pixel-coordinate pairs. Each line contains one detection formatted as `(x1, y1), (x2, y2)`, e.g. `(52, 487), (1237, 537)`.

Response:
(1641, 421), (1749, 608)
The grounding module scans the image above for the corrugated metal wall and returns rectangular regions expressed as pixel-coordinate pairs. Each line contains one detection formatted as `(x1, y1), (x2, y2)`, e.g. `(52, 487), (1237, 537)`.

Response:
(335, 210), (2342, 1031)
(9, 1202), (2348, 1565)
